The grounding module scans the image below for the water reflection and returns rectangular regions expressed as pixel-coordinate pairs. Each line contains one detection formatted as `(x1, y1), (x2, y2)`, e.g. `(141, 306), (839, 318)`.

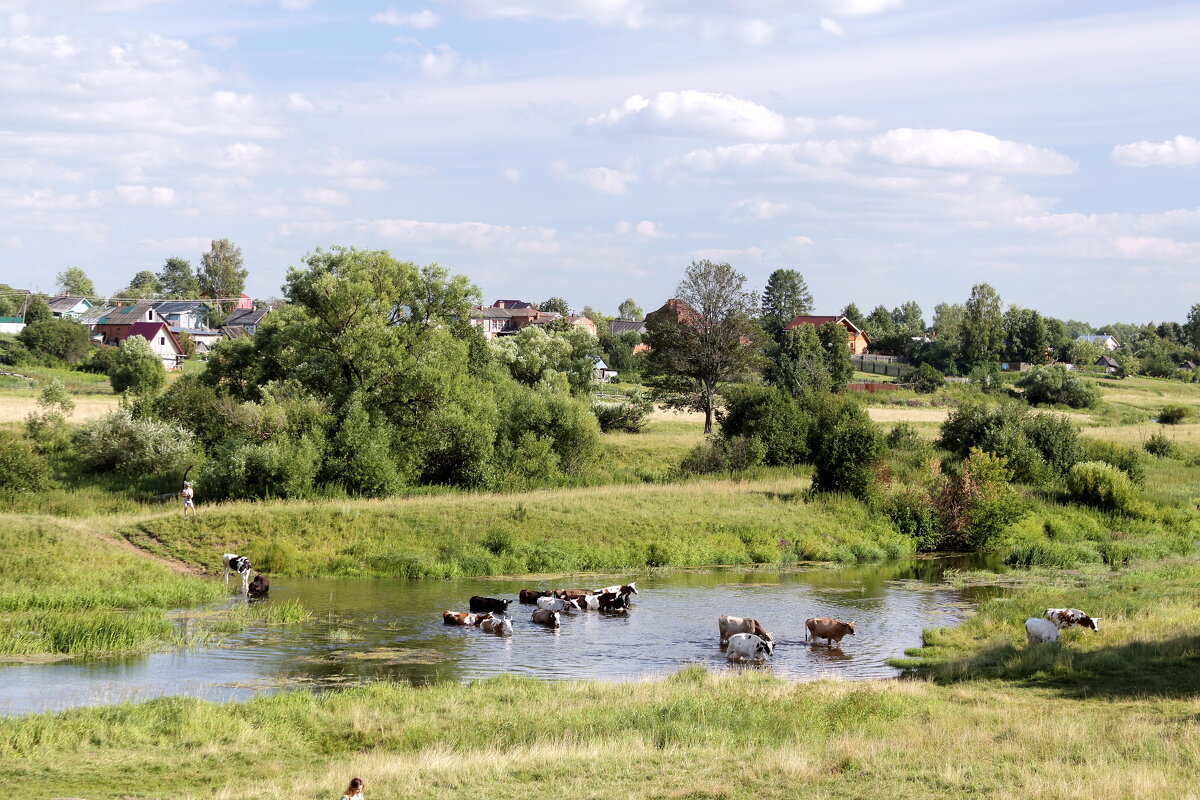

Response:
(0, 556), (999, 715)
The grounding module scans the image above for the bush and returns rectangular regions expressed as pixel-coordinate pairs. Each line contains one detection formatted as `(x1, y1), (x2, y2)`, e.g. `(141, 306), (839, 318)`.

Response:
(77, 345), (119, 374)
(719, 385), (811, 466)
(1144, 431), (1180, 459)
(1065, 461), (1138, 513)
(885, 423), (923, 450)
(811, 404), (882, 500)
(1021, 413), (1081, 475)
(17, 318), (90, 364)
(1015, 364), (1101, 408)
(0, 431), (53, 493)
(680, 436), (765, 474)
(592, 393), (653, 433)
(108, 336), (166, 395)
(968, 363), (1003, 394)
(882, 488), (938, 550)
(325, 394), (404, 496)
(930, 449), (1025, 551)
(199, 434), (321, 500)
(24, 379), (74, 452)
(1159, 404), (1191, 425)
(938, 401), (1080, 484)
(909, 363), (945, 394)
(1080, 439), (1148, 485)
(73, 411), (195, 475)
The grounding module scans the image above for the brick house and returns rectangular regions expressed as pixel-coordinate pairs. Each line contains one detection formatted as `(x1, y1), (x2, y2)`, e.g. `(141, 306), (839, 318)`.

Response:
(783, 315), (871, 355)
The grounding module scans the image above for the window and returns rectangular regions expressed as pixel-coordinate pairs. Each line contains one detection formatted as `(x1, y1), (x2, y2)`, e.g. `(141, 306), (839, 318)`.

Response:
(160, 336), (165, 345)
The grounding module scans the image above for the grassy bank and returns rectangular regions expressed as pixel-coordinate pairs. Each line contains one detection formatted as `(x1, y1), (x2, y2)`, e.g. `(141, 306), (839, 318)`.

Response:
(2, 666), (1198, 799)
(122, 475), (915, 578)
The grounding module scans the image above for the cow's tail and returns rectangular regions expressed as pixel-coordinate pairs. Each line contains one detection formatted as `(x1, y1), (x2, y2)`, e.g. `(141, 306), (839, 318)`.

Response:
(804, 619), (810, 642)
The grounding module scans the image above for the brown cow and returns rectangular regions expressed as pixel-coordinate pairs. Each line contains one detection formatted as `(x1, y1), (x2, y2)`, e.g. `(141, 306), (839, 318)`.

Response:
(442, 611), (477, 626)
(805, 617), (855, 646)
(718, 615), (772, 646)
(519, 589), (552, 605)
(554, 588), (593, 601)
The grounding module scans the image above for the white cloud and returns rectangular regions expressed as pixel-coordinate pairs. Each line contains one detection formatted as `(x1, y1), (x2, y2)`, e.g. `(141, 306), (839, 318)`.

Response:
(279, 217), (560, 255)
(279, 0), (315, 10)
(827, 0), (904, 16)
(503, 167), (522, 182)
(820, 17), (846, 36)
(342, 176), (387, 191)
(0, 188), (103, 210)
(286, 91), (314, 111)
(371, 8), (441, 28)
(589, 90), (788, 140)
(217, 141), (264, 169)
(1111, 135), (1200, 168)
(554, 161), (638, 195)
(1111, 235), (1198, 261)
(299, 186), (350, 206)
(867, 128), (1077, 174)
(135, 236), (212, 251)
(736, 198), (789, 219)
(115, 184), (176, 206)
(417, 43), (485, 79)
(615, 219), (665, 237)
(205, 34), (237, 50)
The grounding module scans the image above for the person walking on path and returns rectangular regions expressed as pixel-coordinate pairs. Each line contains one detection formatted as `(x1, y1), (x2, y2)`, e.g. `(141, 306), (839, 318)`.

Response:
(181, 480), (196, 518)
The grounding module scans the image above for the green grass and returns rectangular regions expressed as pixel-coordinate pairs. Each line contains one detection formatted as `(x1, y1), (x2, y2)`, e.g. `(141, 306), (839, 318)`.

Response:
(121, 476), (916, 578)
(3, 665), (1200, 799)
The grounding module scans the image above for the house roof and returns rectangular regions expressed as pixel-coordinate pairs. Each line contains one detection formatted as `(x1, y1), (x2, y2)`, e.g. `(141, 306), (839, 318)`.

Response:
(568, 315), (594, 326)
(609, 319), (646, 334)
(126, 321), (182, 352)
(48, 296), (91, 312)
(83, 302), (159, 325)
(784, 314), (868, 339)
(225, 307), (270, 326)
(152, 300), (211, 315)
(1096, 355), (1120, 367)
(169, 326), (221, 336)
(491, 300), (535, 309)
(1076, 334), (1115, 344)
(472, 306), (512, 319)
(220, 325), (250, 339)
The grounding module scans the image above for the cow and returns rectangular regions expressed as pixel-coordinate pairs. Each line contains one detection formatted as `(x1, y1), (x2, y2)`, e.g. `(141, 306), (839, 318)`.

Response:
(481, 616), (514, 636)
(472, 613), (492, 627)
(469, 596), (512, 614)
(1044, 608), (1100, 632)
(554, 588), (592, 601)
(579, 594), (600, 611)
(536, 596), (570, 612)
(805, 617), (855, 646)
(222, 554), (252, 595)
(519, 589), (552, 605)
(726, 633), (774, 662)
(531, 608), (560, 628)
(718, 615), (772, 647)
(596, 591), (630, 611)
(443, 611), (477, 626)
(1026, 617), (1059, 644)
(595, 582), (638, 596)
(247, 573), (270, 599)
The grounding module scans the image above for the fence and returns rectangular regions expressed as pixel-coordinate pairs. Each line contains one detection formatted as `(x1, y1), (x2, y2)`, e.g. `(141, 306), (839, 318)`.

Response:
(851, 354), (912, 378)
(846, 381), (900, 393)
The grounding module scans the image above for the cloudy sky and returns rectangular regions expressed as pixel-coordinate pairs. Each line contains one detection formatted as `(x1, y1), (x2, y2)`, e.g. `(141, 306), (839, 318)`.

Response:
(2, 0), (1198, 323)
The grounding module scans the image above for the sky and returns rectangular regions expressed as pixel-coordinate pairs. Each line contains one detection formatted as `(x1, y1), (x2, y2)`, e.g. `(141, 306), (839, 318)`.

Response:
(1, 0), (1198, 324)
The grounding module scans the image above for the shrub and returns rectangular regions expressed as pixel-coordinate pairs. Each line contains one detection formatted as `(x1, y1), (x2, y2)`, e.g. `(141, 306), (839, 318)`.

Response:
(78, 345), (119, 374)
(108, 336), (166, 395)
(25, 379), (74, 452)
(325, 395), (404, 496)
(1021, 413), (1081, 475)
(1080, 439), (1148, 485)
(0, 431), (53, 493)
(592, 393), (653, 433)
(930, 449), (1025, 551)
(968, 363), (1003, 394)
(910, 363), (945, 394)
(1144, 431), (1180, 459)
(719, 385), (811, 466)
(199, 434), (321, 500)
(885, 423), (923, 450)
(1015, 364), (1101, 408)
(1159, 404), (1191, 425)
(680, 436), (765, 474)
(811, 405), (882, 500)
(882, 488), (938, 550)
(73, 411), (195, 475)
(17, 318), (90, 364)
(1065, 461), (1138, 513)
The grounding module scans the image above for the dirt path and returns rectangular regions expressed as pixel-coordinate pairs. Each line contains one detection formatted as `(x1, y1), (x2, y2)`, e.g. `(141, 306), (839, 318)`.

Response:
(60, 518), (201, 576)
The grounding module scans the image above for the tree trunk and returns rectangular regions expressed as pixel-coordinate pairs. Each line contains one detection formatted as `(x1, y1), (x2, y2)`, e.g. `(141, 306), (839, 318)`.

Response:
(703, 388), (714, 434)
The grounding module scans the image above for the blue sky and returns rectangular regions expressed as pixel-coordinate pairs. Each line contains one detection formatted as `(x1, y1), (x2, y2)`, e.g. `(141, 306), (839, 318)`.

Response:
(2, 0), (1198, 323)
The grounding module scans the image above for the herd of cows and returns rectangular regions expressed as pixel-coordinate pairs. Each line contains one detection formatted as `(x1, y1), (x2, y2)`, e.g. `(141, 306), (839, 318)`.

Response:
(219, 552), (1100, 663)
(440, 581), (861, 662)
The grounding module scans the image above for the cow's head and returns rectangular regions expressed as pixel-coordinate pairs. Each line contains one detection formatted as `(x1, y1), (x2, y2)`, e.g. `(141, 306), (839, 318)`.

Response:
(1080, 615), (1100, 631)
(622, 583), (639, 595)
(758, 639), (774, 657)
(846, 622), (856, 635)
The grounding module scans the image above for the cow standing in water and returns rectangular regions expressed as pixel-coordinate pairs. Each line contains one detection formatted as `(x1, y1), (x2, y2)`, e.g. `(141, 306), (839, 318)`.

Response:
(222, 554), (252, 595)
(805, 617), (855, 646)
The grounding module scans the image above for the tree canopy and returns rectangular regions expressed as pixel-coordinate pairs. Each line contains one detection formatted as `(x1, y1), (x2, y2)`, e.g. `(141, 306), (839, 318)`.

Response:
(538, 296), (570, 315)
(760, 269), (813, 342)
(618, 298), (643, 320)
(158, 257), (201, 299)
(200, 239), (248, 305)
(56, 268), (95, 298)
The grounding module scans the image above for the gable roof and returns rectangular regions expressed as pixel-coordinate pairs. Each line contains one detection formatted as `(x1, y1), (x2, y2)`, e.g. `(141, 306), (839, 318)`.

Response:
(784, 314), (868, 339)
(126, 321), (182, 352)
(84, 302), (159, 326)
(48, 296), (91, 312)
(152, 300), (211, 315)
(609, 319), (646, 334)
(225, 307), (270, 326)
(1076, 334), (1116, 344)
(1096, 355), (1120, 368)
(220, 325), (250, 339)
(472, 305), (512, 319)
(492, 300), (535, 309)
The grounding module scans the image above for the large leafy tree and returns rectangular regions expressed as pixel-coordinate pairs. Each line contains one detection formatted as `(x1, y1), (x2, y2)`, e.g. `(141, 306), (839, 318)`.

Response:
(56, 267), (96, 297)
(1186, 303), (1200, 350)
(818, 321), (854, 391)
(960, 283), (1004, 369)
(768, 325), (831, 395)
(158, 257), (201, 299)
(199, 239), (248, 306)
(760, 268), (813, 342)
(644, 259), (764, 434)
(538, 296), (570, 316)
(840, 302), (866, 329)
(1003, 307), (1050, 364)
(108, 336), (166, 395)
(18, 318), (90, 363)
(932, 302), (965, 341)
(115, 270), (161, 300)
(618, 298), (643, 321)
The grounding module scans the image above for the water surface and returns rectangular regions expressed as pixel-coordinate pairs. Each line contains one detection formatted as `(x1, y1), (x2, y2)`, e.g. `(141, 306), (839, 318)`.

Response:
(0, 557), (996, 715)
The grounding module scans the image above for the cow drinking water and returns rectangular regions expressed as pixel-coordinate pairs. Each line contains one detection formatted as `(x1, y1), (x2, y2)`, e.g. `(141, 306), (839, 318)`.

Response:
(718, 615), (772, 647)
(222, 554), (252, 595)
(726, 633), (774, 662)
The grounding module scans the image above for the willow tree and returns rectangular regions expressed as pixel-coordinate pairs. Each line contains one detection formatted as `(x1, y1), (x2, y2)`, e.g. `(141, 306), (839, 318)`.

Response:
(644, 260), (764, 434)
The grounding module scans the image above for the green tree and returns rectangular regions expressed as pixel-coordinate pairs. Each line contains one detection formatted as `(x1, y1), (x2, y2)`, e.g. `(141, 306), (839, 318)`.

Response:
(1003, 307), (1049, 364)
(811, 403), (882, 500)
(644, 260), (764, 434)
(760, 268), (813, 342)
(818, 321), (854, 391)
(932, 302), (965, 341)
(618, 298), (643, 320)
(538, 296), (571, 316)
(892, 301), (924, 334)
(960, 283), (1003, 369)
(158, 257), (200, 299)
(0, 284), (17, 317)
(1185, 303), (1200, 350)
(108, 336), (166, 395)
(24, 296), (51, 324)
(768, 325), (831, 395)
(199, 239), (248, 308)
(56, 267), (95, 297)
(864, 304), (896, 344)
(840, 302), (866, 329)
(18, 318), (90, 363)
(1068, 339), (1104, 369)
(115, 270), (161, 300)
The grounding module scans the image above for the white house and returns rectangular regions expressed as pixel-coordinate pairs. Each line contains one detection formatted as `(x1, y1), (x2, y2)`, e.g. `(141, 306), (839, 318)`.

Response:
(123, 321), (185, 369)
(48, 296), (94, 318)
(1076, 334), (1119, 351)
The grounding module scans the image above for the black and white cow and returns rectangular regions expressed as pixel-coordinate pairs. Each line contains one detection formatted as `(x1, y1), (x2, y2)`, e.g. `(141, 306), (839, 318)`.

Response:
(222, 553), (252, 594)
(726, 633), (774, 662)
(469, 596), (512, 614)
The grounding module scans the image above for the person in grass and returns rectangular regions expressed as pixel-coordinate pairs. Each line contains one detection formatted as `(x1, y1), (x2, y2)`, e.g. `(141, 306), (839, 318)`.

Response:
(181, 481), (195, 518)
(340, 777), (365, 799)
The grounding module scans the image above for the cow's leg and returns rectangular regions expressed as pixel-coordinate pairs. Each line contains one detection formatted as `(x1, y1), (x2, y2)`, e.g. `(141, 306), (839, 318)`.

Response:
(223, 565), (230, 585)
